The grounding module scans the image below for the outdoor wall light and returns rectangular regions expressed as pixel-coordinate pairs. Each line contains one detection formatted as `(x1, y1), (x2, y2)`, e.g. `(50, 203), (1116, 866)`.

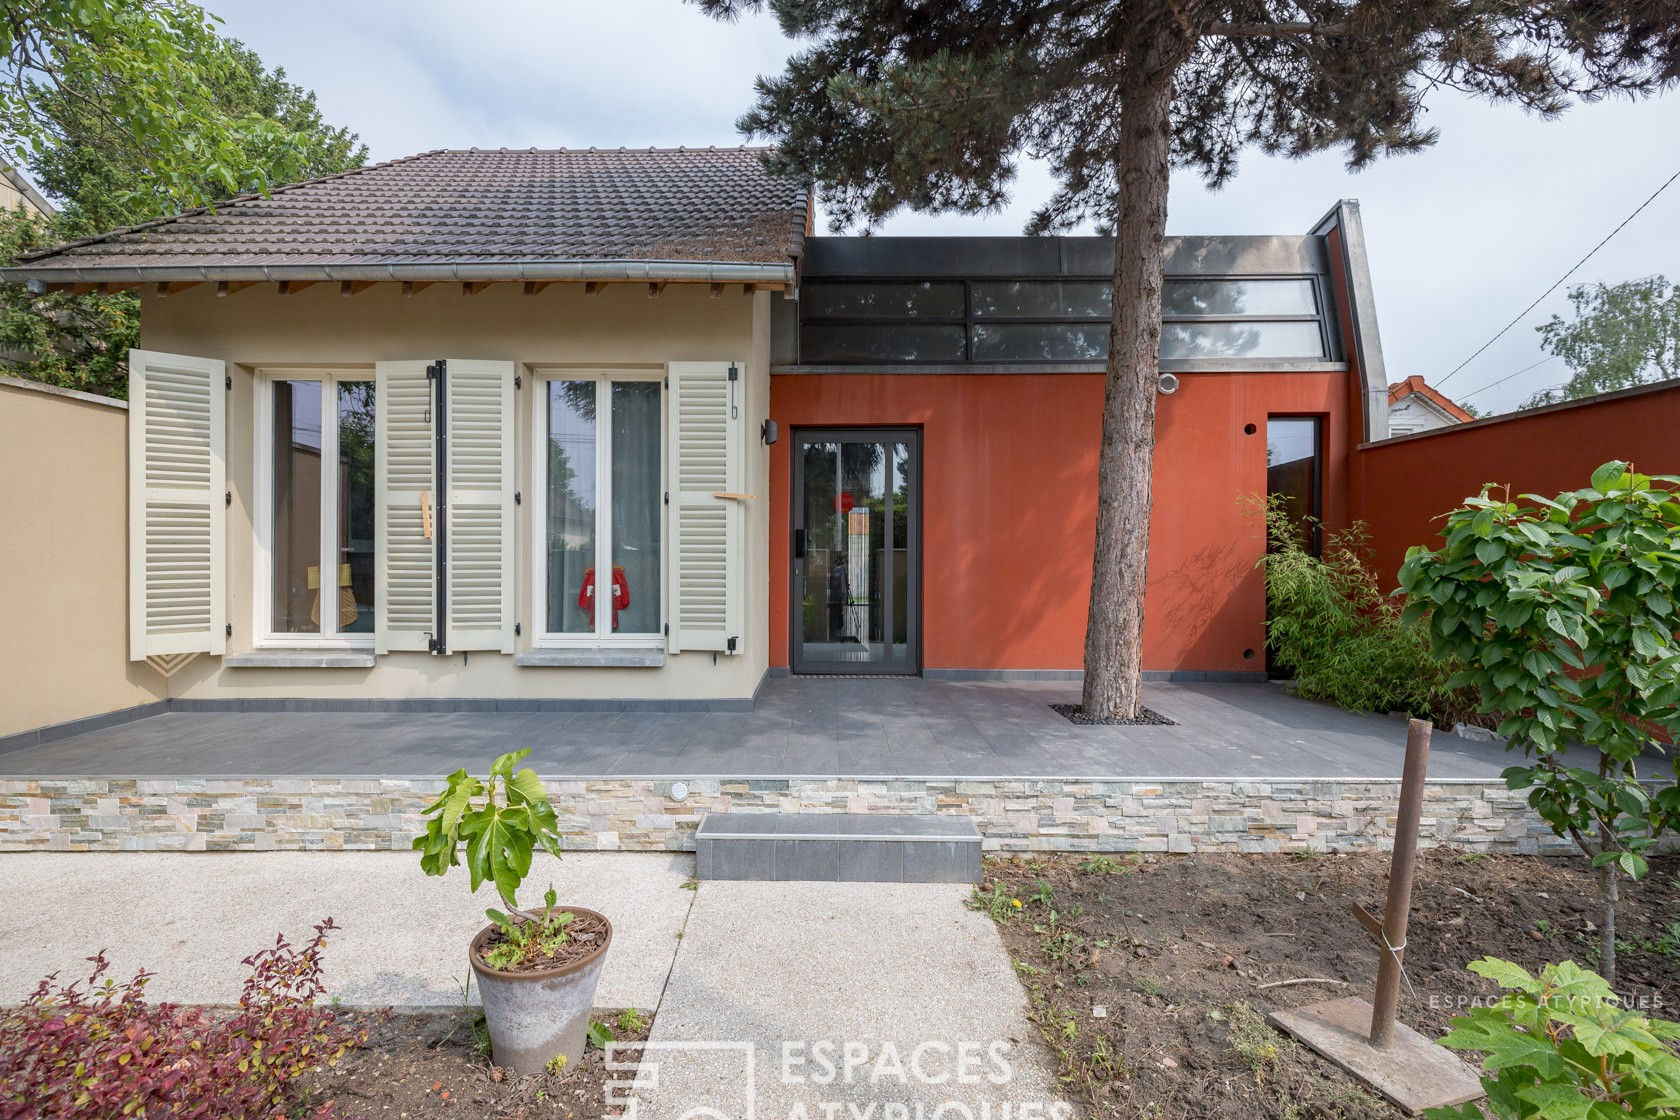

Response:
(761, 419), (779, 445)
(669, 780), (689, 802)
(1156, 373), (1180, 395)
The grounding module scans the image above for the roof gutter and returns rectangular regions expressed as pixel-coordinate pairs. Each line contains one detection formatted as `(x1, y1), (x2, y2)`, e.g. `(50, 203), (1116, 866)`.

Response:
(0, 258), (797, 285)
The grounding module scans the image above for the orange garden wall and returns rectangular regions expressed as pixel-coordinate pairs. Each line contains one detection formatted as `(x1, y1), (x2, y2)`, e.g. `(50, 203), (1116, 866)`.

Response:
(767, 371), (1357, 674)
(1350, 380), (1680, 585)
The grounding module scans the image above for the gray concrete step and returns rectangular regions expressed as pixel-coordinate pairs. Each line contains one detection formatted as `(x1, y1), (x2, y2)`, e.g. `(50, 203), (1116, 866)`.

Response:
(694, 812), (981, 883)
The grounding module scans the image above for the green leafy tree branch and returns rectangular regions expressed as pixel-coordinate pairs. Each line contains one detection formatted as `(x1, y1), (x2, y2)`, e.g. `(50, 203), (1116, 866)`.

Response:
(1525, 276), (1679, 410)
(0, 2), (365, 397)
(1426, 958), (1680, 1119)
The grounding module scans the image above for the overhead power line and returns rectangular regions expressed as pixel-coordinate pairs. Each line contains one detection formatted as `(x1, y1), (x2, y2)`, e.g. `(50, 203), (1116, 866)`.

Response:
(1460, 354), (1560, 402)
(1437, 164), (1680, 389)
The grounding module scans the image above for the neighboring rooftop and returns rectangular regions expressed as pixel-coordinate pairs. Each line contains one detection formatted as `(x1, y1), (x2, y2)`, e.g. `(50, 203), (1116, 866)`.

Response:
(4, 147), (809, 284)
(0, 165), (54, 219)
(1388, 375), (1475, 424)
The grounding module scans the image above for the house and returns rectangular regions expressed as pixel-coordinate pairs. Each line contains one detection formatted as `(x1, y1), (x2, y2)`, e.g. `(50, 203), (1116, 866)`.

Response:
(0, 165), (55, 220)
(1, 146), (1392, 715)
(1386, 374), (1473, 436)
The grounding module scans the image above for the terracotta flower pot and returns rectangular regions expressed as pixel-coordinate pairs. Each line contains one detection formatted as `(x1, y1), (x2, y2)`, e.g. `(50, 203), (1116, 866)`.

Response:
(468, 906), (613, 1077)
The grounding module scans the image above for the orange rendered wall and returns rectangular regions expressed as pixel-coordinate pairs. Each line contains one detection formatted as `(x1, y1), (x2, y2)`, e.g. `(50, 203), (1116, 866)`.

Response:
(1351, 380), (1680, 585)
(767, 371), (1355, 673)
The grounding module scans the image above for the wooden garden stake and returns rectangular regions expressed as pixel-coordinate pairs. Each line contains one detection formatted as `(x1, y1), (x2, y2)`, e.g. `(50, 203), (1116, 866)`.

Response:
(1269, 717), (1484, 1114)
(1369, 718), (1431, 1048)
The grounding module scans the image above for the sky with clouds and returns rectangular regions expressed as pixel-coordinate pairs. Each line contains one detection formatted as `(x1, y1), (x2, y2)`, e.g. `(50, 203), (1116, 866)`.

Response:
(212, 0), (1680, 414)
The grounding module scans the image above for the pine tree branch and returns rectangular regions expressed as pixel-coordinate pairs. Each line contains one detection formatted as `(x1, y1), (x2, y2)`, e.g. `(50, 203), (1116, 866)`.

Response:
(1206, 22), (1349, 39)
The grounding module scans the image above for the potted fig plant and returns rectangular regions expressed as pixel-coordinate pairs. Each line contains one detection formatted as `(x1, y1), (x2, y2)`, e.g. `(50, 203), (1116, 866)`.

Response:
(414, 749), (611, 1076)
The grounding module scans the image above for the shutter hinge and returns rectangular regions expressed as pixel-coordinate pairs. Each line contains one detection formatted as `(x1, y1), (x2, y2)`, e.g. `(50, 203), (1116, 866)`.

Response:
(727, 636), (738, 654)
(663, 490), (669, 505)
(514, 374), (522, 390)
(727, 364), (739, 381)
(514, 490), (522, 505)
(663, 375), (669, 389)
(663, 623), (669, 637)
(514, 622), (522, 636)
(225, 623), (232, 638)
(224, 374), (232, 390)
(225, 490), (231, 507)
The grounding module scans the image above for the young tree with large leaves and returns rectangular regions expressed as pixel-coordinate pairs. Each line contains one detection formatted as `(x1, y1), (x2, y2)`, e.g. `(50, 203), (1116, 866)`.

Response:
(692, 0), (1680, 718)
(1400, 462), (1680, 989)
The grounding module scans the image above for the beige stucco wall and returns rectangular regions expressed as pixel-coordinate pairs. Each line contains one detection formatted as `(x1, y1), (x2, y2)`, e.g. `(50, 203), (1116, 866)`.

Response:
(141, 282), (772, 703)
(0, 378), (167, 737)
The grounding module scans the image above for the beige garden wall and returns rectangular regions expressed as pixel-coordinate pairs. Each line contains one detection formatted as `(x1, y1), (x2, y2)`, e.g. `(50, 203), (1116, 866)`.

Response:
(142, 282), (773, 703)
(0, 377), (167, 737)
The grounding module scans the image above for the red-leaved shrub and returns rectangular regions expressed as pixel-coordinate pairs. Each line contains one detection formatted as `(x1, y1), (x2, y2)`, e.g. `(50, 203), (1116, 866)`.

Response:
(0, 918), (368, 1120)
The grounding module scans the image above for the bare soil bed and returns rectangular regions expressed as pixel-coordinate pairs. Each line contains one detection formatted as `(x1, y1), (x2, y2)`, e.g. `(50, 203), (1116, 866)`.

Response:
(294, 1007), (652, 1119)
(979, 850), (1680, 1120)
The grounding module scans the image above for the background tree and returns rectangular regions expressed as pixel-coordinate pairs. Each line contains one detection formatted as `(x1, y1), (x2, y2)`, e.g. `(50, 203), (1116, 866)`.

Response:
(692, 0), (1680, 718)
(1399, 462), (1680, 989)
(0, 0), (270, 213)
(0, 4), (366, 397)
(0, 206), (137, 396)
(25, 27), (367, 235)
(1524, 275), (1679, 409)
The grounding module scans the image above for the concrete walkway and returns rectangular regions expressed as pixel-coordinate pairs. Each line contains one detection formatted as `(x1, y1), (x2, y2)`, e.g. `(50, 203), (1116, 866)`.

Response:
(0, 851), (695, 1010)
(0, 851), (1063, 1117)
(627, 880), (1064, 1120)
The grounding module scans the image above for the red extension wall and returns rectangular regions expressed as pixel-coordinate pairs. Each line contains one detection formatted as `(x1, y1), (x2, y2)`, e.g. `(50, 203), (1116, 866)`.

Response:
(1350, 380), (1680, 585)
(767, 370), (1360, 674)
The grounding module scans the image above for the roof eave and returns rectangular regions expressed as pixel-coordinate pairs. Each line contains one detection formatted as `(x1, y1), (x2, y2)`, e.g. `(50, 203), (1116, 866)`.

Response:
(0, 258), (797, 285)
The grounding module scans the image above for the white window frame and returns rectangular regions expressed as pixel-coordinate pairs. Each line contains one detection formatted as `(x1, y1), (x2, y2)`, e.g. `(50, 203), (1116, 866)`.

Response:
(253, 367), (377, 649)
(529, 368), (666, 648)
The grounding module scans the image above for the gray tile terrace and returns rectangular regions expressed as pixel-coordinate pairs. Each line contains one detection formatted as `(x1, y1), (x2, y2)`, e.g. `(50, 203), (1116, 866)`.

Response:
(0, 678), (1618, 782)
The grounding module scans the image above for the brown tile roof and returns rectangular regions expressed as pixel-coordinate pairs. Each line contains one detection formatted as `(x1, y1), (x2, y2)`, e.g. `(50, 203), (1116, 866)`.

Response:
(8, 147), (810, 282)
(1387, 375), (1474, 422)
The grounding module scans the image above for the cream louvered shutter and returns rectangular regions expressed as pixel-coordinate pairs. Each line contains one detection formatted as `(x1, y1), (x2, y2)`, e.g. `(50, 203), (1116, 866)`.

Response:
(375, 360), (437, 653)
(666, 361), (745, 653)
(443, 360), (516, 652)
(128, 350), (226, 662)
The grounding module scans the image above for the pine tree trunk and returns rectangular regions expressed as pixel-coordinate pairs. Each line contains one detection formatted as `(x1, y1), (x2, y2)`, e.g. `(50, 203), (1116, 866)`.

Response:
(1080, 69), (1175, 720)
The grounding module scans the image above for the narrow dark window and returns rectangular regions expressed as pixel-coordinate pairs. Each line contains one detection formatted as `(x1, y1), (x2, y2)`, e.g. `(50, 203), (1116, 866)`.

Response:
(1265, 416), (1323, 678)
(1265, 417), (1322, 556)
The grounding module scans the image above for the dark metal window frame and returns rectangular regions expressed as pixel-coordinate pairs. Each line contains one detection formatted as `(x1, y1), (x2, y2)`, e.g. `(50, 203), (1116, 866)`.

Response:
(799, 274), (1337, 365)
(788, 426), (923, 677)
(1266, 413), (1325, 557)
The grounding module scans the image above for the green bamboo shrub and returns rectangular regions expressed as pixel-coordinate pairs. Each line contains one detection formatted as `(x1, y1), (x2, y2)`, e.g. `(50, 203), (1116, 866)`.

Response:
(1257, 499), (1479, 726)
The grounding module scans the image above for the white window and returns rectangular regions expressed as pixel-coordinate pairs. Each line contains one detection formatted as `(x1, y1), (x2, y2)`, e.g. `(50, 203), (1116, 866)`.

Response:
(254, 369), (377, 647)
(530, 370), (665, 646)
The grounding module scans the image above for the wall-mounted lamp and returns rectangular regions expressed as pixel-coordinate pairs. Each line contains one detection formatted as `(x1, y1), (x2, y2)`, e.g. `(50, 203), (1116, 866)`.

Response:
(1157, 373), (1180, 396)
(761, 419), (779, 445)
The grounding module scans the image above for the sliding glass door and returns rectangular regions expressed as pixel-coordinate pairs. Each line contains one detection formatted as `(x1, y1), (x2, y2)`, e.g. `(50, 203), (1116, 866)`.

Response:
(790, 429), (920, 675)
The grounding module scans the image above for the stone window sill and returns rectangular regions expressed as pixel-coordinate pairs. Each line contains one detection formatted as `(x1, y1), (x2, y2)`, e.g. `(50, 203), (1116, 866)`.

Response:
(514, 647), (666, 668)
(223, 650), (376, 669)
